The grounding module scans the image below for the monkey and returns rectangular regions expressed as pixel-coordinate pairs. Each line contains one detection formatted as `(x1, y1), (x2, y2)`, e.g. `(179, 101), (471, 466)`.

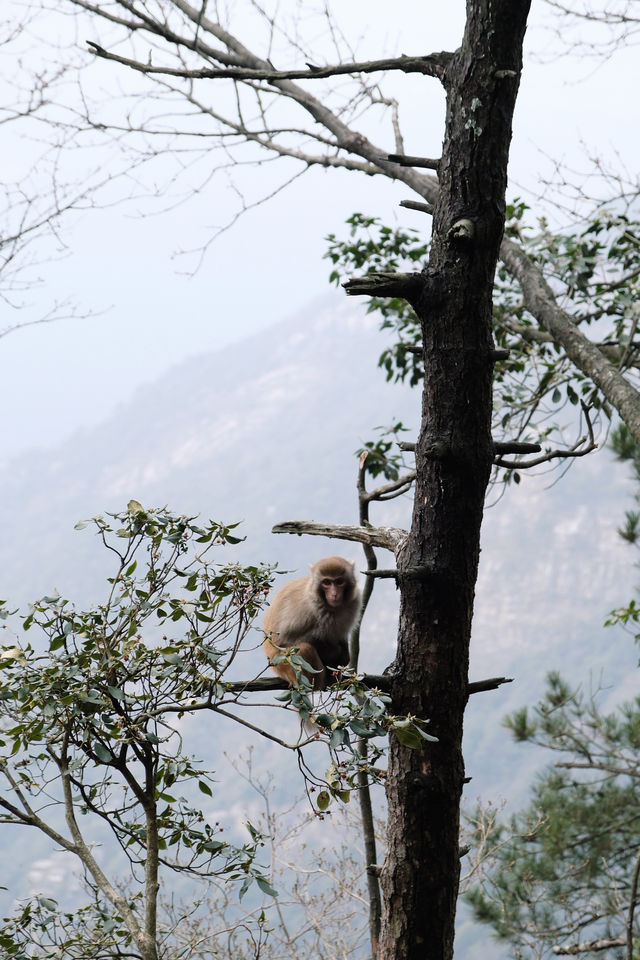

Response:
(263, 556), (361, 691)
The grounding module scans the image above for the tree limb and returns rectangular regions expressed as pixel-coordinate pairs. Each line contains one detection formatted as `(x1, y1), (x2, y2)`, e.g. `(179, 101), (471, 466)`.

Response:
(495, 401), (597, 468)
(87, 42), (452, 83)
(500, 235), (640, 444)
(343, 271), (423, 299)
(56, 746), (148, 956)
(493, 441), (542, 454)
(553, 937), (626, 955)
(400, 199), (434, 215)
(386, 153), (441, 170)
(164, 674), (514, 696)
(271, 520), (407, 552)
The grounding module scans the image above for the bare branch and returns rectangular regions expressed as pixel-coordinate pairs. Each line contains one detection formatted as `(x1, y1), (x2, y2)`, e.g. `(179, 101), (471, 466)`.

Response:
(343, 271), (422, 299)
(271, 520), (407, 553)
(553, 936), (626, 955)
(553, 760), (640, 780)
(385, 154), (441, 170)
(362, 568), (400, 579)
(494, 402), (597, 469)
(364, 472), (417, 503)
(493, 441), (542, 455)
(400, 199), (434, 215)
(87, 42), (452, 83)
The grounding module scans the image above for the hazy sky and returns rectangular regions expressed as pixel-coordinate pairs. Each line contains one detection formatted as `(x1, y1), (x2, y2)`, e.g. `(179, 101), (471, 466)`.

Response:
(1, 1), (637, 457)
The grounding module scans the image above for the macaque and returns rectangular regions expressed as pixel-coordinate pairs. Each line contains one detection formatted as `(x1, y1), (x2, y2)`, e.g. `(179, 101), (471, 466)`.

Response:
(263, 556), (361, 691)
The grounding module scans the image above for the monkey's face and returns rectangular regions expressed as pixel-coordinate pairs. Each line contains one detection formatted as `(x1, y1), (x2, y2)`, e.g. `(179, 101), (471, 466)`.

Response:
(320, 576), (347, 608)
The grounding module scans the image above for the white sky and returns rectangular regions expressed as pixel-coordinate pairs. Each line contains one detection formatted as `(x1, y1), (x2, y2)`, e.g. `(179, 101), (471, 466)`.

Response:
(1, 1), (638, 457)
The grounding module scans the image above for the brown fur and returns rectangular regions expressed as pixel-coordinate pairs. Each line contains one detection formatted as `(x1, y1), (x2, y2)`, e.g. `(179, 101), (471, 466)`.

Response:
(263, 556), (361, 690)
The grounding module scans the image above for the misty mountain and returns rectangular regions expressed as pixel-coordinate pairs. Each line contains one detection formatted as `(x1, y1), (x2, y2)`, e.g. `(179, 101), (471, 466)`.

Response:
(0, 291), (637, 951)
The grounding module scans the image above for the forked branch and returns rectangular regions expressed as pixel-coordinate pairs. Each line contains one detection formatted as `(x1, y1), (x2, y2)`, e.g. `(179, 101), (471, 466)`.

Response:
(494, 402), (597, 469)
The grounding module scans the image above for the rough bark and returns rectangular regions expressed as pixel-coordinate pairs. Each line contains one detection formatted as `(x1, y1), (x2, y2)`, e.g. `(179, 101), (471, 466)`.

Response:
(377, 3), (531, 959)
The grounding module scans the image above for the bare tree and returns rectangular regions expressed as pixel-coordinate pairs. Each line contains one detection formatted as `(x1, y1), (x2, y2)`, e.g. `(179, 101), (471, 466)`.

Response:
(12, 0), (639, 444)
(541, 0), (640, 56)
(0, 11), (100, 338)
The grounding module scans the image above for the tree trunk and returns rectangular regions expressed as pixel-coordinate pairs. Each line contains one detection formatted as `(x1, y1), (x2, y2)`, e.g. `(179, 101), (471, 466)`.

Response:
(378, 3), (531, 959)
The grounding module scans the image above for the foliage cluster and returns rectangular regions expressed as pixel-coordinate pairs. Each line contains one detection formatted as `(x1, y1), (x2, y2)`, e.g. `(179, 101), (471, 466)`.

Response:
(466, 672), (640, 960)
(0, 500), (433, 957)
(0, 502), (277, 958)
(326, 208), (640, 463)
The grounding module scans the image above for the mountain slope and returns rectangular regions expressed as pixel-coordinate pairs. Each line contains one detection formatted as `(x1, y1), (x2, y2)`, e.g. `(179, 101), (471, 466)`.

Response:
(0, 291), (636, 947)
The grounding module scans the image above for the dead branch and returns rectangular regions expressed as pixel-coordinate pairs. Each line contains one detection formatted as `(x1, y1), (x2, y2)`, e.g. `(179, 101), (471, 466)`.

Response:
(87, 42), (452, 83)
(385, 154), (440, 170)
(271, 520), (406, 552)
(552, 937), (626, 955)
(400, 199), (434, 215)
(343, 271), (423, 299)
(493, 441), (542, 455)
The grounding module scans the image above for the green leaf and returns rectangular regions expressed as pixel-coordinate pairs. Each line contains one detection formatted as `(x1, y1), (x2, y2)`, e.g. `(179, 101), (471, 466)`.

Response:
(314, 713), (334, 729)
(256, 875), (278, 898)
(37, 897), (57, 912)
(94, 743), (113, 763)
(394, 725), (423, 749)
(350, 718), (374, 736)
(330, 727), (349, 749)
(203, 839), (225, 852)
(198, 780), (213, 796)
(317, 791), (331, 811)
(162, 653), (182, 665)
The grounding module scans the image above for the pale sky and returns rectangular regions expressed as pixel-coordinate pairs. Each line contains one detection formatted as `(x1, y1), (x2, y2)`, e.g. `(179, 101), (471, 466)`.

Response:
(1, 1), (637, 457)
